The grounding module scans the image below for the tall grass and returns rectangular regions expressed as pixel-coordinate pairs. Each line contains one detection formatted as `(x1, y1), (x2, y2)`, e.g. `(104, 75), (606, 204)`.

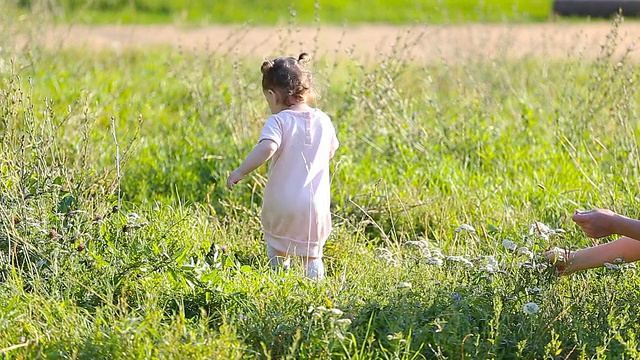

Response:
(2, 8), (640, 359)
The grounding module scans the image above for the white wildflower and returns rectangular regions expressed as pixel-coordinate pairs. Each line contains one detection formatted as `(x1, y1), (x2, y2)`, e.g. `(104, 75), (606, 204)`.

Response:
(425, 257), (444, 266)
(604, 262), (621, 271)
(375, 248), (397, 265)
(336, 318), (352, 326)
(480, 266), (495, 274)
(330, 308), (344, 316)
(430, 250), (444, 258)
(523, 302), (540, 315)
(126, 212), (141, 222)
(517, 246), (534, 258)
(536, 263), (548, 271)
(502, 239), (517, 251)
(529, 221), (551, 235)
(315, 306), (327, 312)
(553, 228), (566, 234)
(517, 261), (534, 269)
(445, 256), (474, 267)
(485, 256), (499, 267)
(526, 287), (542, 294)
(397, 282), (412, 289)
(455, 224), (476, 233)
(405, 240), (429, 248)
(547, 247), (567, 263)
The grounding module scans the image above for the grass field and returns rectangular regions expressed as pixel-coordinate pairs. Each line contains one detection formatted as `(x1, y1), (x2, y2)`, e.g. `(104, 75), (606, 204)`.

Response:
(3, 2), (640, 359)
(13, 0), (553, 24)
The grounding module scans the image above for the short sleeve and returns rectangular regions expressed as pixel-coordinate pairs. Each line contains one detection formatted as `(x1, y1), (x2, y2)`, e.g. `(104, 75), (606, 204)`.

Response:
(259, 115), (282, 147)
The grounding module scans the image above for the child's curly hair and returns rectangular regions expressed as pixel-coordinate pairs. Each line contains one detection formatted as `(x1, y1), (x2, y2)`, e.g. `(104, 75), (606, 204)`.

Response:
(261, 52), (314, 106)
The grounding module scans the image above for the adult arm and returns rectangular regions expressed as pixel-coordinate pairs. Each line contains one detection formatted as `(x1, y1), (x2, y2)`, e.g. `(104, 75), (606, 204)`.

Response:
(573, 209), (640, 240)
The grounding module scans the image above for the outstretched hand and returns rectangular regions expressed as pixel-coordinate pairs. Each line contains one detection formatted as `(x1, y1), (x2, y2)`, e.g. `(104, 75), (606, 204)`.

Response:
(572, 209), (616, 239)
(227, 170), (243, 190)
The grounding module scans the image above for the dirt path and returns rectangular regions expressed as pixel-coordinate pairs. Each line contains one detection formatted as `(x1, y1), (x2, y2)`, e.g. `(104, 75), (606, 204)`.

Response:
(16, 21), (640, 62)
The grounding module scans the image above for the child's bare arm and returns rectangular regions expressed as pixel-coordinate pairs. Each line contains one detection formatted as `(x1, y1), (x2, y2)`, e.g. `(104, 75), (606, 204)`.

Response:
(227, 140), (278, 189)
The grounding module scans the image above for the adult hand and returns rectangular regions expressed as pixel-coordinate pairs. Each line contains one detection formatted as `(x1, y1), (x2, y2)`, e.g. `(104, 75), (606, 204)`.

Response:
(227, 170), (243, 190)
(572, 209), (617, 238)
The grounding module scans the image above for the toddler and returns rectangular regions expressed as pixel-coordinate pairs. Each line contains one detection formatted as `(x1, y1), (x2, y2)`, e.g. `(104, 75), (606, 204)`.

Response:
(227, 53), (339, 280)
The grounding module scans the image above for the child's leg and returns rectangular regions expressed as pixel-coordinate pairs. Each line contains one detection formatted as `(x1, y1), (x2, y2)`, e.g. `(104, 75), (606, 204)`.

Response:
(302, 257), (325, 280)
(547, 236), (640, 274)
(266, 245), (290, 271)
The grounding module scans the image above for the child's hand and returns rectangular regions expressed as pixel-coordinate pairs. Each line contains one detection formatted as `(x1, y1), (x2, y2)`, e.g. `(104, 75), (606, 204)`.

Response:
(543, 247), (575, 275)
(572, 209), (616, 238)
(227, 170), (244, 190)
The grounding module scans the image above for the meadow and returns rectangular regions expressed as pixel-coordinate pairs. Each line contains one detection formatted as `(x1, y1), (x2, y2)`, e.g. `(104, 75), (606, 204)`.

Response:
(2, 1), (640, 359)
(14, 0), (552, 24)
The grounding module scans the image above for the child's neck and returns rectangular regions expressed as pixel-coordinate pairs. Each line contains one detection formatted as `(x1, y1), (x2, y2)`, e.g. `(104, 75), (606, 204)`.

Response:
(288, 102), (311, 111)
(275, 102), (311, 113)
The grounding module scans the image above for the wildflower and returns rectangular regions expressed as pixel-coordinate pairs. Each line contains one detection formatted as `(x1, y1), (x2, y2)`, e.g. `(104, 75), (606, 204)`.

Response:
(375, 247), (393, 259)
(523, 302), (540, 315)
(455, 224), (476, 233)
(502, 239), (517, 251)
(127, 212), (141, 222)
(484, 256), (499, 267)
(315, 306), (327, 312)
(529, 222), (552, 235)
(336, 318), (352, 326)
(430, 250), (444, 258)
(445, 256), (474, 267)
(480, 266), (495, 274)
(517, 246), (534, 258)
(77, 242), (87, 252)
(526, 287), (542, 294)
(451, 292), (462, 301)
(547, 247), (567, 263)
(426, 257), (444, 266)
(517, 261), (534, 269)
(405, 240), (429, 248)
(330, 308), (344, 316)
(536, 263), (548, 271)
(397, 282), (412, 289)
(604, 262), (621, 271)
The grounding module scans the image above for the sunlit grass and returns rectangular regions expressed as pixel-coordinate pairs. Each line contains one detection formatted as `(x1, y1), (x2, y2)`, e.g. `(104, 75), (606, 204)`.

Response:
(11, 0), (553, 25)
(2, 9), (640, 359)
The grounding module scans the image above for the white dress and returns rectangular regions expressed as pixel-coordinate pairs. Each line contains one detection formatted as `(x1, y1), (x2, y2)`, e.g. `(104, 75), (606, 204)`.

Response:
(258, 108), (339, 258)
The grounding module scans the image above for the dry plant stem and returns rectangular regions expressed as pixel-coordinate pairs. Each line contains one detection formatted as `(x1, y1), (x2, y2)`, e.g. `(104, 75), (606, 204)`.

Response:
(111, 116), (122, 209)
